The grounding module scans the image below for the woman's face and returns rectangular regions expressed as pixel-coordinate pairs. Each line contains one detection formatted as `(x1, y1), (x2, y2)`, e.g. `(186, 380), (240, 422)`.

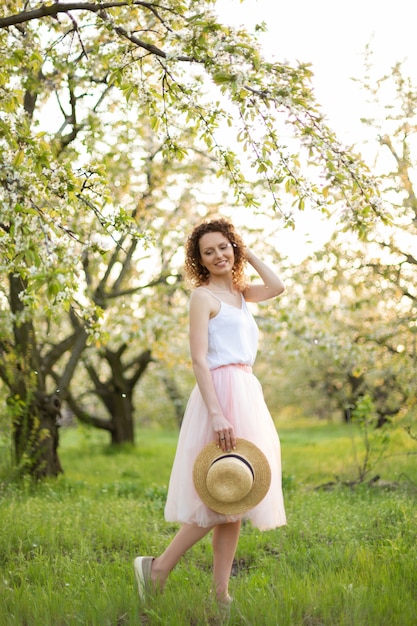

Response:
(198, 231), (235, 277)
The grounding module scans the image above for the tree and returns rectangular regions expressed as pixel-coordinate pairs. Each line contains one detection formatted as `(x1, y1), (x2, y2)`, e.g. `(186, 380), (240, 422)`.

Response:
(0, 0), (381, 476)
(0, 1), (381, 217)
(274, 238), (413, 426)
(261, 60), (417, 429)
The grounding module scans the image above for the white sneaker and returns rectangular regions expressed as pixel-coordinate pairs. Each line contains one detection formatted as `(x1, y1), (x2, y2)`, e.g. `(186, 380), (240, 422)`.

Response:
(133, 556), (154, 601)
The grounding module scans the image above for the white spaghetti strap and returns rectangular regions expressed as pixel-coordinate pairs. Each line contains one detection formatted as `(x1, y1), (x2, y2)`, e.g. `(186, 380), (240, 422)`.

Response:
(198, 286), (222, 303)
(198, 287), (246, 306)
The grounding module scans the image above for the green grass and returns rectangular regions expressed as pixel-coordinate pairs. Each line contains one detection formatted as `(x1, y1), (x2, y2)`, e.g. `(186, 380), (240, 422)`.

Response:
(0, 421), (416, 625)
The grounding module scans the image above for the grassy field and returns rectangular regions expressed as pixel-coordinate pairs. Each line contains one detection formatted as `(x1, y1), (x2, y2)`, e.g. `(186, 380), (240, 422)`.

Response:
(0, 420), (416, 625)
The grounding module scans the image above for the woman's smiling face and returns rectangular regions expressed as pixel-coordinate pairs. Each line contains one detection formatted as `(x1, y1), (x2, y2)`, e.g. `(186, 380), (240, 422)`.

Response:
(198, 231), (235, 277)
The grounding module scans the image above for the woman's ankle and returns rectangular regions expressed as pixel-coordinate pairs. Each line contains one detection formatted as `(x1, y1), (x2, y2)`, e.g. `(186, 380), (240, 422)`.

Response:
(217, 593), (232, 604)
(212, 585), (232, 604)
(150, 557), (168, 589)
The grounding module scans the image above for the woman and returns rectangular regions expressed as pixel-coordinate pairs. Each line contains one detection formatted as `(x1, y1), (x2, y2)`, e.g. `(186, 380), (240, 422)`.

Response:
(134, 217), (286, 615)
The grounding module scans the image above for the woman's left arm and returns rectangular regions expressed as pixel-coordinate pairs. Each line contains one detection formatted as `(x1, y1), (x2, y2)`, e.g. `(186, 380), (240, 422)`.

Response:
(244, 249), (286, 303)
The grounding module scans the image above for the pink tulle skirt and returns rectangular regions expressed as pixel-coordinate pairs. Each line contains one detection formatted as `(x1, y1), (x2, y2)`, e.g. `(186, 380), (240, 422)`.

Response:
(164, 364), (286, 531)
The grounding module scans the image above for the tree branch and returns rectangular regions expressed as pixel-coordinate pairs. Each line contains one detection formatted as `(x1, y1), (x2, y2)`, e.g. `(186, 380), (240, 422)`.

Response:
(58, 327), (88, 396)
(65, 390), (114, 431)
(1, 1), (137, 29)
(111, 238), (138, 294)
(42, 332), (79, 373)
(380, 133), (417, 222)
(0, 1), (196, 62)
(127, 349), (153, 387)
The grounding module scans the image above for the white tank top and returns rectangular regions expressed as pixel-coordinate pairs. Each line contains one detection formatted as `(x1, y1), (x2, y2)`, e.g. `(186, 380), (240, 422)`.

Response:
(199, 289), (259, 369)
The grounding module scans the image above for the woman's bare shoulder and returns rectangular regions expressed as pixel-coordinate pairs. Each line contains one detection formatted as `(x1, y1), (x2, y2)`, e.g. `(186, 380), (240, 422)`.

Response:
(190, 286), (211, 301)
(190, 286), (220, 315)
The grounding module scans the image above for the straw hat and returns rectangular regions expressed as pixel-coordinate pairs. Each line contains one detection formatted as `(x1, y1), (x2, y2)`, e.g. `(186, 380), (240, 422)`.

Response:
(192, 438), (271, 515)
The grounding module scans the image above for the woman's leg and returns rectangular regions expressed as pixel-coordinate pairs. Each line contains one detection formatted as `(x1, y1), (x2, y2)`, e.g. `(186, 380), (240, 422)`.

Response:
(212, 520), (241, 601)
(151, 523), (214, 589)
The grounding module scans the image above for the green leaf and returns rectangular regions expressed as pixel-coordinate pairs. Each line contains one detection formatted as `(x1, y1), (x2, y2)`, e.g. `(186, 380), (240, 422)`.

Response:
(13, 150), (25, 167)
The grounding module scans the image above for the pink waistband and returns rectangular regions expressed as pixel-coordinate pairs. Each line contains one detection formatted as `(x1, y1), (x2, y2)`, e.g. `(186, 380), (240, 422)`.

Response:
(210, 363), (252, 374)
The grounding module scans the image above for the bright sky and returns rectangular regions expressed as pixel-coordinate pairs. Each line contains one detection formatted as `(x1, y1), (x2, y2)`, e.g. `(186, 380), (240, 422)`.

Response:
(217, 0), (416, 143)
(215, 0), (417, 259)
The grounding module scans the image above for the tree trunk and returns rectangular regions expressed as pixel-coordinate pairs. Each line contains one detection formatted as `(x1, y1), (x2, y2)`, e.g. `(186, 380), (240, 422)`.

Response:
(109, 391), (135, 444)
(8, 273), (64, 477)
(12, 392), (63, 478)
(69, 348), (153, 444)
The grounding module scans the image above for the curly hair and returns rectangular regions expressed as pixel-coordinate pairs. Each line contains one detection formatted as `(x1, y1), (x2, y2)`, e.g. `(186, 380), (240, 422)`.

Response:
(184, 218), (247, 290)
